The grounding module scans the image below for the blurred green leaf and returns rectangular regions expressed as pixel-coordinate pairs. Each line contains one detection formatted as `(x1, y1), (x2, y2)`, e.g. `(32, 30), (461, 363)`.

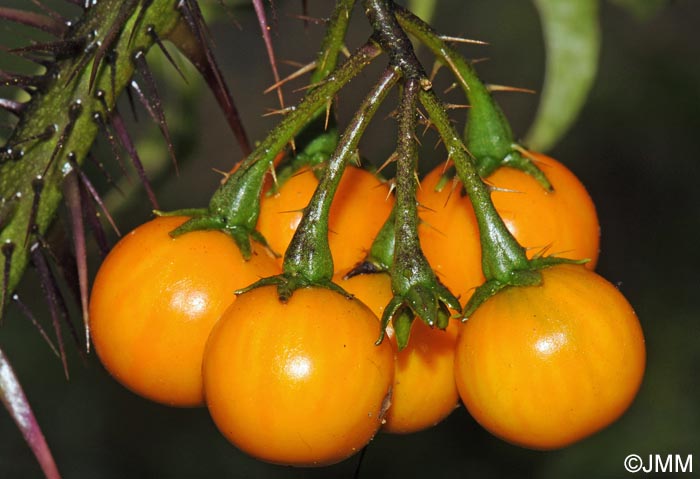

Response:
(609, 0), (668, 21)
(408, 0), (437, 24)
(525, 0), (600, 152)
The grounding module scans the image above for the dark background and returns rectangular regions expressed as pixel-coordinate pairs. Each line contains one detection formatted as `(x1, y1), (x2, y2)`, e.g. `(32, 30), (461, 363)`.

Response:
(1, 1), (699, 477)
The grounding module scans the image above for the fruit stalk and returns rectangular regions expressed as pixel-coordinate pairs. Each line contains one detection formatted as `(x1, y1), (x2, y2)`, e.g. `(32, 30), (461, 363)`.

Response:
(280, 68), (399, 291)
(395, 6), (550, 186)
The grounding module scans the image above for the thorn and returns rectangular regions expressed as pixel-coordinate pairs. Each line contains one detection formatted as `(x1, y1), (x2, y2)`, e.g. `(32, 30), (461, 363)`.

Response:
(438, 35), (489, 46)
(443, 82), (458, 94)
(292, 77), (328, 93)
(252, 0), (285, 109)
(64, 39), (98, 86)
(280, 59), (306, 68)
(124, 82), (139, 122)
(42, 100), (82, 177)
(11, 294), (60, 358)
(429, 61), (443, 83)
(110, 108), (160, 209)
(177, 0), (251, 155)
(262, 106), (295, 117)
(29, 243), (69, 379)
(324, 100), (332, 131)
(62, 167), (91, 352)
(146, 25), (188, 83)
(24, 176), (44, 247)
(440, 158), (454, 174)
(8, 125), (56, 147)
(268, 162), (278, 188)
(486, 84), (536, 94)
(386, 179), (396, 198)
(446, 175), (460, 206)
(411, 131), (423, 147)
(0, 7), (66, 37)
(376, 152), (398, 175)
(130, 53), (179, 174)
(79, 183), (111, 258)
(441, 54), (469, 92)
(0, 70), (43, 89)
(88, 0), (139, 92)
(287, 13), (328, 25)
(8, 37), (85, 58)
(483, 178), (523, 195)
(92, 109), (130, 181)
(263, 60), (316, 94)
(444, 103), (471, 110)
(33, 232), (89, 360)
(68, 153), (121, 236)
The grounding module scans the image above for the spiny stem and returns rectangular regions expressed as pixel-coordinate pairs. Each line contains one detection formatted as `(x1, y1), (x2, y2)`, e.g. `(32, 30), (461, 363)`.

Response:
(419, 89), (532, 283)
(283, 67), (400, 284)
(391, 78), (435, 290)
(396, 6), (550, 187)
(311, 0), (357, 84)
(363, 0), (429, 87)
(0, 0), (182, 315)
(207, 41), (381, 233)
(284, 0), (357, 179)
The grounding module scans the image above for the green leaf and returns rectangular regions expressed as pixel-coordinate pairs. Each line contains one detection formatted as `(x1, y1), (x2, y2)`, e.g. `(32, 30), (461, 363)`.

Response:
(525, 0), (601, 152)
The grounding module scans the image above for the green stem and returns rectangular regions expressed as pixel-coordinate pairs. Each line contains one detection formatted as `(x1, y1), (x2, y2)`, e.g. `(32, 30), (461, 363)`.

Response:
(396, 6), (550, 187)
(419, 90), (533, 283)
(391, 79), (434, 294)
(193, 41), (381, 243)
(363, 0), (430, 88)
(311, 0), (357, 84)
(272, 0), (357, 187)
(0, 0), (182, 315)
(283, 67), (399, 285)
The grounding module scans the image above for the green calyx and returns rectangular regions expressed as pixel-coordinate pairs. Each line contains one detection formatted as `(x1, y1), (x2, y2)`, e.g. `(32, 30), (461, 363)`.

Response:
(344, 206), (395, 278)
(161, 156), (273, 260)
(463, 256), (589, 319)
(419, 89), (588, 319)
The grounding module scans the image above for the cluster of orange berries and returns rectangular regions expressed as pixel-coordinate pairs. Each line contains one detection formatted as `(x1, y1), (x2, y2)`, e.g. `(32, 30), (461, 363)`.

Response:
(89, 153), (645, 466)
